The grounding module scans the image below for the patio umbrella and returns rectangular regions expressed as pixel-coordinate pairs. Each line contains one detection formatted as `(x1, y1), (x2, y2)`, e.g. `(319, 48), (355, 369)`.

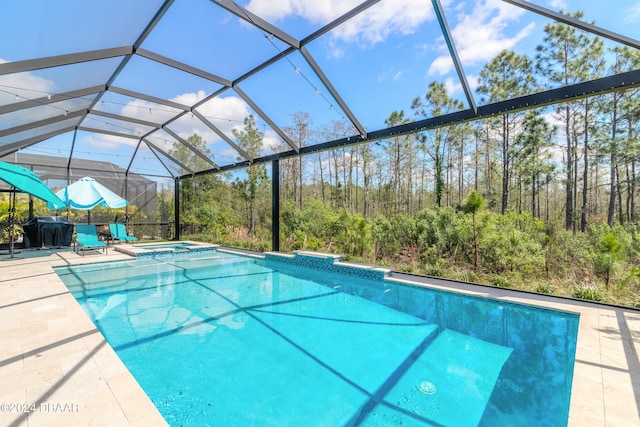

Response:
(48, 177), (128, 223)
(0, 160), (66, 257)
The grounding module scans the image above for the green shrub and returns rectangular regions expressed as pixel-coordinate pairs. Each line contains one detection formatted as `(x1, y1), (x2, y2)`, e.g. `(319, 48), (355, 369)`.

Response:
(452, 269), (479, 283)
(424, 258), (447, 277)
(534, 283), (551, 294)
(572, 284), (603, 301)
(490, 274), (511, 288)
(396, 263), (416, 273)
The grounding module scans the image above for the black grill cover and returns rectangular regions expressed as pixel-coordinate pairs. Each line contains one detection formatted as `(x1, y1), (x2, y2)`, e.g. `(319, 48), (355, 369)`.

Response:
(23, 216), (74, 248)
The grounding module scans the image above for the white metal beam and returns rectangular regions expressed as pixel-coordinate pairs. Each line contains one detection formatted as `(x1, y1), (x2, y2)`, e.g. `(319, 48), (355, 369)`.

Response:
(300, 46), (368, 137)
(143, 138), (194, 175)
(210, 0), (300, 48)
(136, 48), (232, 87)
(89, 110), (163, 129)
(232, 85), (299, 152)
(431, 0), (477, 114)
(162, 126), (220, 170)
(0, 126), (77, 158)
(191, 110), (252, 161)
(76, 126), (140, 140)
(109, 86), (190, 111)
(502, 0), (640, 49)
(0, 47), (133, 76)
(0, 85), (105, 115)
(0, 110), (86, 138)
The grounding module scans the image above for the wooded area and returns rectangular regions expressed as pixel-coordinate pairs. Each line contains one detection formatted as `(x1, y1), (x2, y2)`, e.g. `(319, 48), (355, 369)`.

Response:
(165, 16), (640, 307)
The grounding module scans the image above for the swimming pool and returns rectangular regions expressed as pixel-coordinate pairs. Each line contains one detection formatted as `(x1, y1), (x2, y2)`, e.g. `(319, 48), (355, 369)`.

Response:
(55, 250), (579, 426)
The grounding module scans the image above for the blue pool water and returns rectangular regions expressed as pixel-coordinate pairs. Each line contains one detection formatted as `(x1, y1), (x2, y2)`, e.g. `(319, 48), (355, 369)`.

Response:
(55, 251), (579, 426)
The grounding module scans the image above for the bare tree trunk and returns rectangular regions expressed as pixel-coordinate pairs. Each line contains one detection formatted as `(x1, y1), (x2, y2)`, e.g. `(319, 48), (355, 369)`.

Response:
(631, 157), (636, 221)
(419, 150), (426, 211)
(354, 149), (359, 214)
(626, 162), (631, 222)
(532, 172), (537, 218)
(608, 96), (618, 226)
(474, 128), (479, 192)
(626, 123), (634, 221)
(502, 114), (510, 214)
(517, 178), (522, 215)
(458, 136), (464, 206)
(594, 143), (599, 217)
(485, 124), (493, 204)
(581, 100), (589, 232)
(298, 156), (303, 209)
(545, 179), (550, 221)
(617, 165), (624, 224)
(565, 104), (574, 230)
(407, 146), (414, 214)
(318, 153), (326, 202)
(332, 150), (340, 208)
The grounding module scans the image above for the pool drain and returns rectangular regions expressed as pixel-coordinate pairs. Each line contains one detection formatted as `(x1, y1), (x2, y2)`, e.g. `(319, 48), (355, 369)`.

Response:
(417, 381), (437, 395)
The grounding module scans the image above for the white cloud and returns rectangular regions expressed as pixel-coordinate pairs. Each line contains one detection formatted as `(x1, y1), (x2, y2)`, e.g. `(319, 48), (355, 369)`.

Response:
(119, 99), (181, 124)
(246, 0), (435, 51)
(624, 2), (640, 23)
(98, 90), (282, 164)
(170, 90), (208, 108)
(394, 69), (409, 80)
(442, 74), (479, 97)
(467, 74), (480, 91)
(376, 67), (411, 83)
(83, 133), (138, 150)
(444, 76), (462, 95)
(112, 91), (250, 154)
(428, 0), (534, 76)
(185, 95), (250, 140)
(548, 0), (568, 10)
(0, 58), (55, 102)
(246, 0), (363, 26)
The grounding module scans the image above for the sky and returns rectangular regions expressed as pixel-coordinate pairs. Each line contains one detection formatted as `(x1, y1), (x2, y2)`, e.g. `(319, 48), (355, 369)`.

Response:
(0, 0), (639, 183)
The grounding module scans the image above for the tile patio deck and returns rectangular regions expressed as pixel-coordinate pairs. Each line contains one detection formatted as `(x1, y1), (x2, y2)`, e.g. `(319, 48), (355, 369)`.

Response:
(0, 247), (638, 426)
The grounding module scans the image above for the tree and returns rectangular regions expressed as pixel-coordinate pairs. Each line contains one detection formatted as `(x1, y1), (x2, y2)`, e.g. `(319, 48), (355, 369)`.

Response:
(170, 134), (228, 232)
(412, 82), (464, 207)
(382, 110), (412, 217)
(536, 11), (604, 231)
(477, 50), (536, 214)
(595, 230), (625, 288)
(612, 47), (640, 224)
(232, 115), (268, 235)
(461, 191), (486, 269)
(283, 112), (313, 209)
(514, 110), (556, 218)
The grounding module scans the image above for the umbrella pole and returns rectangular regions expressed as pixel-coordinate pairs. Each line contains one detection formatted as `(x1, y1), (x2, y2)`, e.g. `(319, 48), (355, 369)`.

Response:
(9, 189), (15, 258)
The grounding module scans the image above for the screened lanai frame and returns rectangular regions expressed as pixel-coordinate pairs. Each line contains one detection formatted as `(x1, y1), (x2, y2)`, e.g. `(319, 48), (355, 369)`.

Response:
(1, 0), (639, 247)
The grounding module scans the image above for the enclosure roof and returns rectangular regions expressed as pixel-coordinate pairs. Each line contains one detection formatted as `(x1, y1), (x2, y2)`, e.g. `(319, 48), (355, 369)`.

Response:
(1, 0), (639, 182)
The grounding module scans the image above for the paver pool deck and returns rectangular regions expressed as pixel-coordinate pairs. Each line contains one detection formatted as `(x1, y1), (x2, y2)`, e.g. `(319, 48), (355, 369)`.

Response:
(0, 247), (638, 426)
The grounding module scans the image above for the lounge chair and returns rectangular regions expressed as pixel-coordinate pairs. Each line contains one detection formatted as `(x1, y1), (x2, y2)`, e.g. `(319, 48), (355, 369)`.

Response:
(75, 224), (107, 256)
(109, 223), (137, 243)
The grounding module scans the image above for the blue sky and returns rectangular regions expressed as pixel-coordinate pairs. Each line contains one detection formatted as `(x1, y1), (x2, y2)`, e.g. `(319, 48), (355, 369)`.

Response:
(1, 0), (639, 181)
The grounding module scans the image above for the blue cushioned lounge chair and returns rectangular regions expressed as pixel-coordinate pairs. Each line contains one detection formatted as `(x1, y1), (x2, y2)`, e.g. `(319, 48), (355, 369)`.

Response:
(75, 224), (107, 256)
(109, 223), (137, 243)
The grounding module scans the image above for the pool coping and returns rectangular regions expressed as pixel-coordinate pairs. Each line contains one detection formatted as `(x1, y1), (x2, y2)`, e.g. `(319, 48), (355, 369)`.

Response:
(1, 247), (638, 426)
(112, 241), (219, 257)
